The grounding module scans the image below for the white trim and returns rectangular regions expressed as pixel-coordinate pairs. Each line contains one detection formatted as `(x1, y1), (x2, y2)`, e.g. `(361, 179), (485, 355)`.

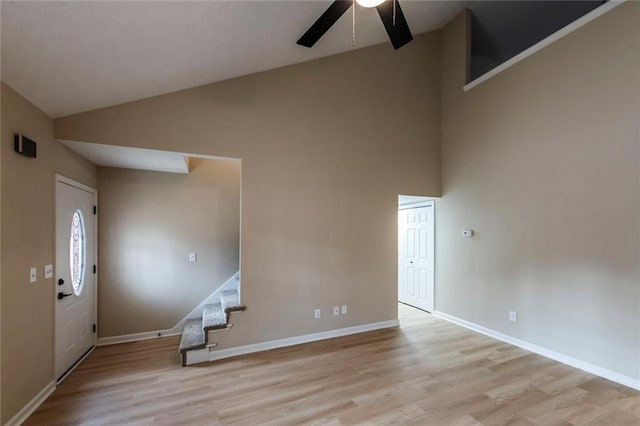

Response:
(463, 1), (626, 92)
(55, 174), (97, 195)
(5, 381), (56, 426)
(433, 311), (640, 391)
(398, 200), (434, 210)
(207, 320), (399, 363)
(97, 329), (182, 346)
(170, 271), (240, 333)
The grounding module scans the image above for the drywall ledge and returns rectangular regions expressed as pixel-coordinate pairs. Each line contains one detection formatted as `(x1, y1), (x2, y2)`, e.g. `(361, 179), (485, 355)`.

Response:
(463, 0), (626, 92)
(433, 311), (640, 391)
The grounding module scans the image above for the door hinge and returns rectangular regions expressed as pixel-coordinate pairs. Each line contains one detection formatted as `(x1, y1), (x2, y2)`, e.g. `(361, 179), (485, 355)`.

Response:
(93, 324), (96, 333)
(93, 205), (97, 215)
(93, 265), (97, 274)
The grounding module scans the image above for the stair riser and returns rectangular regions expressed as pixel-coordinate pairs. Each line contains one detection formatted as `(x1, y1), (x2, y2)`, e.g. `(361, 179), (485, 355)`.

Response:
(185, 348), (210, 365)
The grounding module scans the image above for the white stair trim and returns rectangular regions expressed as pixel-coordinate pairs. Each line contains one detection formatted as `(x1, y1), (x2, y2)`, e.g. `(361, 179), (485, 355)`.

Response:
(170, 271), (240, 333)
(96, 271), (239, 346)
(5, 381), (56, 426)
(433, 310), (640, 391)
(206, 320), (399, 363)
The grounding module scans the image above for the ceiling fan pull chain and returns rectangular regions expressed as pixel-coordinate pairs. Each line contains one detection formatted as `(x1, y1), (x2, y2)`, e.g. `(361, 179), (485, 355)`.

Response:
(352, 0), (356, 47)
(393, 0), (396, 26)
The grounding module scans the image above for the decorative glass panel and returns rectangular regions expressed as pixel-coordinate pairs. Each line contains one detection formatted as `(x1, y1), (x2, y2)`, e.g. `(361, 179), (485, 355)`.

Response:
(69, 210), (86, 296)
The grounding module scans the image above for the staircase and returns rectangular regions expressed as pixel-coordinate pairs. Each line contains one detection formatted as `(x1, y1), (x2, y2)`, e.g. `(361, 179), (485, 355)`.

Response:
(178, 289), (246, 366)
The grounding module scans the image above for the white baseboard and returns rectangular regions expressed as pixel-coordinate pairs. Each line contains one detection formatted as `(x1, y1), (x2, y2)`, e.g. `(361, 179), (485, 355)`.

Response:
(97, 329), (181, 346)
(97, 271), (239, 346)
(208, 320), (400, 362)
(433, 310), (640, 391)
(5, 381), (56, 426)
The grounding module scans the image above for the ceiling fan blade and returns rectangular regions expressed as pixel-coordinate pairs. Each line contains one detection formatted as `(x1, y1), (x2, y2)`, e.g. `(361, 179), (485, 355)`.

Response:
(376, 0), (413, 50)
(297, 0), (353, 48)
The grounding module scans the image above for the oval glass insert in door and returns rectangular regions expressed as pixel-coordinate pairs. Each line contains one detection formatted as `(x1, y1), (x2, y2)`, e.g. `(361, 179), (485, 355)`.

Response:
(69, 209), (86, 296)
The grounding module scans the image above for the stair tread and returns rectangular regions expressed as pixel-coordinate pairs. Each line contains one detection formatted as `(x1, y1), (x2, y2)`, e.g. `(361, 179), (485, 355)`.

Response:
(220, 290), (245, 313)
(202, 303), (227, 330)
(179, 319), (205, 353)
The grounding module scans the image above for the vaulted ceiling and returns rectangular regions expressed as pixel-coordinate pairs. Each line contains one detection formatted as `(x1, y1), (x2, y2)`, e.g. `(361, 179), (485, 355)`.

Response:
(1, 1), (467, 118)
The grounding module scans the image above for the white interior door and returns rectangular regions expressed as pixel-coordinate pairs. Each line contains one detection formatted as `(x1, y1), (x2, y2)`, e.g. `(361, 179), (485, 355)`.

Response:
(398, 204), (434, 312)
(55, 177), (97, 381)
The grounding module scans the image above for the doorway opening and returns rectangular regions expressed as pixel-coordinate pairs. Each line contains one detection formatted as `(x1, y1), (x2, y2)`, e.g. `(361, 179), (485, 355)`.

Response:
(398, 195), (435, 313)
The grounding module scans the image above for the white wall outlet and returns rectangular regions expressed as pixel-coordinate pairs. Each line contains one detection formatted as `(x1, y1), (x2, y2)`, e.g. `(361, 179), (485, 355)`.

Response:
(314, 309), (321, 319)
(341, 305), (348, 315)
(29, 267), (37, 283)
(44, 264), (53, 279)
(333, 306), (340, 316)
(462, 229), (474, 238)
(509, 311), (517, 322)
(188, 252), (197, 262)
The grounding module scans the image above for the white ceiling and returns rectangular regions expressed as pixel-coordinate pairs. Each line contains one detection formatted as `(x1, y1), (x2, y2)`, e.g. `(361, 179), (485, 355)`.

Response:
(1, 1), (467, 118)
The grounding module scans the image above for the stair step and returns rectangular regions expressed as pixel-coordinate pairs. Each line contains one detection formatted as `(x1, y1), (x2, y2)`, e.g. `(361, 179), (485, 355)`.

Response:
(179, 319), (206, 354)
(202, 303), (227, 331)
(220, 290), (245, 313)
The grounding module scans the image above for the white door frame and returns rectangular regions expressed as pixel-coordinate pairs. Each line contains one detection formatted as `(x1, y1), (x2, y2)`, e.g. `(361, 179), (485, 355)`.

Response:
(398, 200), (435, 312)
(54, 174), (98, 382)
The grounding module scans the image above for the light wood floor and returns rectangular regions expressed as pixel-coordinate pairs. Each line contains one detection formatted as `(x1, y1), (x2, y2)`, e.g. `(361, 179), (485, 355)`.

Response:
(27, 304), (639, 425)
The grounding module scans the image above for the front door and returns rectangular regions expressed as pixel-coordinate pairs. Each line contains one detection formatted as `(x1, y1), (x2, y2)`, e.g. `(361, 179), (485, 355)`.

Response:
(398, 204), (434, 312)
(55, 176), (97, 381)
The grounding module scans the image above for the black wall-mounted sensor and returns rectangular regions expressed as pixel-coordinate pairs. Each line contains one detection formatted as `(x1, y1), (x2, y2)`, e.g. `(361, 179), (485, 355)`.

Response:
(14, 134), (37, 158)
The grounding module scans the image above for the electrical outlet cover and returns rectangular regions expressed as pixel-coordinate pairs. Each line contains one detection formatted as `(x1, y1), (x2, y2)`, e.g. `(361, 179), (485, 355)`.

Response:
(341, 305), (348, 315)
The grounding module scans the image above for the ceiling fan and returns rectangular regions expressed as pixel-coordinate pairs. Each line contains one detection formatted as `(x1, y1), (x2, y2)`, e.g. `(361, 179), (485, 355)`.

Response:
(297, 0), (413, 50)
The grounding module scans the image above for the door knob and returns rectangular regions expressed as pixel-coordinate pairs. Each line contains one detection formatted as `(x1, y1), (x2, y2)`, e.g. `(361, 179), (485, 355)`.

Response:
(58, 278), (64, 286)
(410, 260), (414, 264)
(57, 292), (72, 300)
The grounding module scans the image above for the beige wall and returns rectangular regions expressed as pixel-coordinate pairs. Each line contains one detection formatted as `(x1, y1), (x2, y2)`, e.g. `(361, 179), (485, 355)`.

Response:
(97, 158), (240, 337)
(438, 3), (640, 380)
(55, 32), (442, 348)
(1, 83), (97, 423)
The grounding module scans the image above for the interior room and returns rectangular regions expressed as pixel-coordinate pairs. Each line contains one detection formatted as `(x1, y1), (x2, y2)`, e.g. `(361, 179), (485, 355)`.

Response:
(1, 0), (638, 424)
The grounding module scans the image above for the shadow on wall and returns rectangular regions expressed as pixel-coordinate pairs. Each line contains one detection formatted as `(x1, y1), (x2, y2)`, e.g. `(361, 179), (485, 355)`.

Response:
(97, 157), (241, 338)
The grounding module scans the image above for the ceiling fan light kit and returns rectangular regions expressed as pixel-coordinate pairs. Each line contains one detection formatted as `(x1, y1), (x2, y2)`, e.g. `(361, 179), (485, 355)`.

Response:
(297, 0), (413, 50)
(356, 0), (385, 8)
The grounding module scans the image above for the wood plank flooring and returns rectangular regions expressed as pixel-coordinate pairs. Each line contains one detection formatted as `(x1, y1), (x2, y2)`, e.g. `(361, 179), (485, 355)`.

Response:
(26, 304), (640, 425)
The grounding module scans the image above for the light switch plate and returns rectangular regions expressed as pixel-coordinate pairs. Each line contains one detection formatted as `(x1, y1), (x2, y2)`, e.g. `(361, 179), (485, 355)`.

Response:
(188, 252), (197, 262)
(341, 305), (348, 315)
(30, 267), (37, 283)
(44, 264), (53, 279)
